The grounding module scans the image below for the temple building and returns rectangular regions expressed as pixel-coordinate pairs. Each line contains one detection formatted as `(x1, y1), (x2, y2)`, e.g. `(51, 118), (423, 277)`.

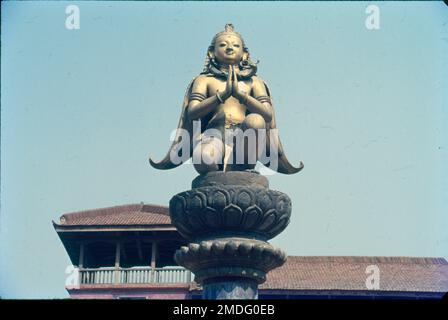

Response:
(53, 204), (448, 299)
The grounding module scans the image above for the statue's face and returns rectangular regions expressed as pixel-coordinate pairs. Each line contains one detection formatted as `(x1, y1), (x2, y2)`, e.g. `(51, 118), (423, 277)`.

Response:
(213, 34), (244, 66)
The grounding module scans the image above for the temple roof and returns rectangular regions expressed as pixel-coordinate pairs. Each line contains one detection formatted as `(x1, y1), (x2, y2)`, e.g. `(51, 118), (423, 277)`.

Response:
(259, 256), (448, 293)
(188, 256), (448, 294)
(53, 204), (181, 266)
(55, 203), (171, 227)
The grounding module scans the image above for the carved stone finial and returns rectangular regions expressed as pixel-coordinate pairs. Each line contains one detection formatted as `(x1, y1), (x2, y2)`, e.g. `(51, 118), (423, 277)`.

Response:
(224, 23), (234, 32)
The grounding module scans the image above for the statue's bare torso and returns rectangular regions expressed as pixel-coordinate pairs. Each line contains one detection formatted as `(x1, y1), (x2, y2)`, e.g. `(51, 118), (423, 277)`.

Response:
(205, 76), (251, 127)
(191, 74), (267, 129)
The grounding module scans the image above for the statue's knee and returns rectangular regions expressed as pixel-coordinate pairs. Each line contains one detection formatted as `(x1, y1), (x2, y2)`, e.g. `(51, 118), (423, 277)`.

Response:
(243, 113), (266, 130)
(193, 149), (220, 174)
(192, 139), (222, 174)
(194, 162), (219, 174)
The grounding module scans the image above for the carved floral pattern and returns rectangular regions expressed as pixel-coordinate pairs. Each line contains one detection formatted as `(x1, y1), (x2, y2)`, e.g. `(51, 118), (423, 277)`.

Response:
(169, 185), (291, 241)
(174, 239), (287, 284)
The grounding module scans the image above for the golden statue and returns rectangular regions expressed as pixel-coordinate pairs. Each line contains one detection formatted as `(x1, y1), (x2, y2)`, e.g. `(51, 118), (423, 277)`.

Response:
(150, 24), (303, 175)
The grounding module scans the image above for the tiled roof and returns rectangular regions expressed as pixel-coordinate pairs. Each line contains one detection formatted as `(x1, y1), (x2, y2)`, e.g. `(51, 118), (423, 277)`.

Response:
(57, 204), (171, 226)
(259, 256), (448, 292)
(189, 256), (448, 293)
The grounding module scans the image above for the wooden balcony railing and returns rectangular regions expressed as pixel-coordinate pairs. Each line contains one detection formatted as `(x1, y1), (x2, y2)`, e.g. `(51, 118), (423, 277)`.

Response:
(79, 267), (192, 285)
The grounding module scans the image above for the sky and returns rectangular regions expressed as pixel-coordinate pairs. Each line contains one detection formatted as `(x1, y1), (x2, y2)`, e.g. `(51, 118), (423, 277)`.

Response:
(1, 1), (447, 299)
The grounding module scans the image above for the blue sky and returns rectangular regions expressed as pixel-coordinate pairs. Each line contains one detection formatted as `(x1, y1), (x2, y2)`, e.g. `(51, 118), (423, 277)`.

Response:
(1, 1), (447, 298)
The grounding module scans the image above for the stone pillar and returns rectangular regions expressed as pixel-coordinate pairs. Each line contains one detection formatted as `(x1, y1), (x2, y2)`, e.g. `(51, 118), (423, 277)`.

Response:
(169, 171), (291, 300)
(203, 279), (258, 300)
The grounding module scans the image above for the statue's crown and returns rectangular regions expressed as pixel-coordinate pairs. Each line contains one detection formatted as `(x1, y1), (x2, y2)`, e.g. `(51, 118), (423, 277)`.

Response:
(212, 23), (245, 47)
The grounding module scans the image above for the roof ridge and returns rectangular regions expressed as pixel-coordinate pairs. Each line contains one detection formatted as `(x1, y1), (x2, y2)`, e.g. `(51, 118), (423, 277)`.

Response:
(286, 256), (448, 265)
(60, 203), (169, 224)
(141, 204), (170, 216)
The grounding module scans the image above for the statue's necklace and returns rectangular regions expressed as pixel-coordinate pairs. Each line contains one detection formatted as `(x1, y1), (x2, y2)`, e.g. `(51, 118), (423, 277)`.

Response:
(208, 60), (256, 80)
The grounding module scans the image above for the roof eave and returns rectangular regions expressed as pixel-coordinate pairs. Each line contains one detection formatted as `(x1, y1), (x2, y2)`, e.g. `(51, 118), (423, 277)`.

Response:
(53, 222), (177, 233)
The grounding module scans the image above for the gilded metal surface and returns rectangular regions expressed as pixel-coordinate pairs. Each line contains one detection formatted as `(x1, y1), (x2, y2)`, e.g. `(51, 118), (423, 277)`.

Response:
(150, 24), (303, 175)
